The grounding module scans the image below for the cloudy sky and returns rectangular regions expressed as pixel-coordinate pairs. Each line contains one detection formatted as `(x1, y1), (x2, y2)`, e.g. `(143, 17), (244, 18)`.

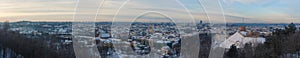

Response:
(0, 0), (299, 23)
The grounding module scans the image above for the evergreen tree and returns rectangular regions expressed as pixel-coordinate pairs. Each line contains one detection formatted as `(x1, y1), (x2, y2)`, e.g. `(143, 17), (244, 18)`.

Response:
(227, 45), (238, 58)
(285, 23), (297, 33)
(243, 43), (254, 58)
(3, 20), (10, 31)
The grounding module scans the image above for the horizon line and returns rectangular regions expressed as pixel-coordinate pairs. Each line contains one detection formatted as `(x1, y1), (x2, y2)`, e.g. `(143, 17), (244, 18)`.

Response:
(1, 20), (300, 24)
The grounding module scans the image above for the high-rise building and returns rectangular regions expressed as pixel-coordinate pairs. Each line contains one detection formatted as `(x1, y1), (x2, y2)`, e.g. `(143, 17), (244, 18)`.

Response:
(3, 20), (10, 31)
(199, 20), (203, 24)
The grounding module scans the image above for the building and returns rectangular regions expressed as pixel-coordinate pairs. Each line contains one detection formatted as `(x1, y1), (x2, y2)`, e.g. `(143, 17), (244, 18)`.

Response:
(219, 26), (266, 48)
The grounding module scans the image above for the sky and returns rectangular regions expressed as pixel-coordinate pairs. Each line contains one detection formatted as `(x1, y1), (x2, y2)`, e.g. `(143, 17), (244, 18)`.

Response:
(0, 0), (299, 23)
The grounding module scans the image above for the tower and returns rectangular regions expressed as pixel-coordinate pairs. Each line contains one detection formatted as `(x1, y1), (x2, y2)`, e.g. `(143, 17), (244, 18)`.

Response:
(290, 16), (295, 23)
(199, 20), (203, 24)
(242, 18), (245, 23)
(3, 20), (10, 31)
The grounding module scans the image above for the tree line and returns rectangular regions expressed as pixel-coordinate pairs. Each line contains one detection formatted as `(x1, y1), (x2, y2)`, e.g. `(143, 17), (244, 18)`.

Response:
(226, 23), (300, 58)
(0, 21), (75, 58)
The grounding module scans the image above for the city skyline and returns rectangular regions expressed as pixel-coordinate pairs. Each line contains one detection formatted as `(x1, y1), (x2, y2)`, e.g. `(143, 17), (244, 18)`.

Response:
(0, 0), (299, 23)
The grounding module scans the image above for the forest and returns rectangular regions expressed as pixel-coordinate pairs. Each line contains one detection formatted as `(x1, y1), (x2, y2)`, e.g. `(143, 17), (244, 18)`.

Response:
(0, 22), (75, 58)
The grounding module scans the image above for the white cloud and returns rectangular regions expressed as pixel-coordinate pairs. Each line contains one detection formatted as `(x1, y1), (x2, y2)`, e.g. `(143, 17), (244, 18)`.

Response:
(0, 0), (299, 23)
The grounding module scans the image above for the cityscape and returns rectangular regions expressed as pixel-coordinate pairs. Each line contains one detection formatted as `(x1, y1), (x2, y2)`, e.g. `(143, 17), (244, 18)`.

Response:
(1, 0), (300, 58)
(0, 21), (299, 58)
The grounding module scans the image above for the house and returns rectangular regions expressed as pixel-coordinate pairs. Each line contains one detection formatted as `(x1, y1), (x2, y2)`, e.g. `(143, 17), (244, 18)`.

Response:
(219, 26), (266, 48)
